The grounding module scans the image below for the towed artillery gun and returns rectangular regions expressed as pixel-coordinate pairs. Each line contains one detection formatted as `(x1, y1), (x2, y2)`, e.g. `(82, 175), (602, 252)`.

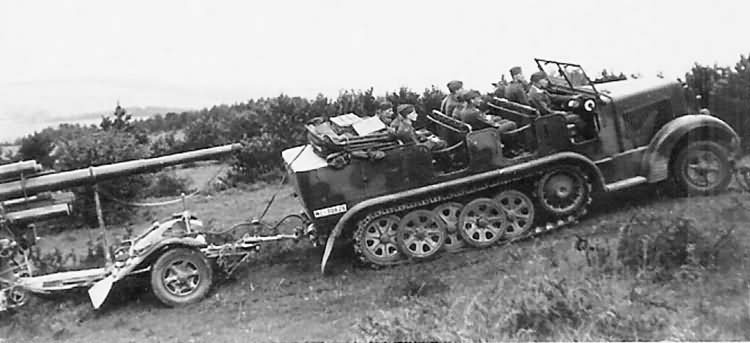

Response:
(0, 144), (306, 311)
(286, 58), (741, 273)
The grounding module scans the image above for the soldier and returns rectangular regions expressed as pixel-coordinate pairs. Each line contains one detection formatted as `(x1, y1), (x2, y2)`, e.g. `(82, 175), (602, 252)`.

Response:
(440, 80), (464, 118)
(389, 104), (446, 150)
(375, 100), (395, 125)
(504, 66), (530, 105)
(389, 104), (420, 143)
(455, 90), (515, 130)
(527, 71), (574, 115)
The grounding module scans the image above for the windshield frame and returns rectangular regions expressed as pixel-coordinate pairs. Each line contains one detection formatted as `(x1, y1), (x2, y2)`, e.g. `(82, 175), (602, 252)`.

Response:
(534, 58), (599, 96)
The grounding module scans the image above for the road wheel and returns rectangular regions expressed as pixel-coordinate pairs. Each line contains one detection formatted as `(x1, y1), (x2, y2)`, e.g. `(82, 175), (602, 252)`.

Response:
(396, 210), (446, 259)
(494, 190), (535, 238)
(355, 215), (402, 266)
(150, 247), (213, 307)
(537, 166), (589, 217)
(458, 198), (507, 248)
(433, 202), (466, 252)
(672, 141), (731, 195)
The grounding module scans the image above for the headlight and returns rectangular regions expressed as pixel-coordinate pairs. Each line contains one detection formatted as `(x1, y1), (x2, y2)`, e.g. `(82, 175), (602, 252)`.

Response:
(584, 99), (596, 111)
(567, 99), (579, 108)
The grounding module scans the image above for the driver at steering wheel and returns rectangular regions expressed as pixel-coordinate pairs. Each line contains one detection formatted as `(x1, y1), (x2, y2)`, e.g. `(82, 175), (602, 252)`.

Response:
(527, 71), (579, 116)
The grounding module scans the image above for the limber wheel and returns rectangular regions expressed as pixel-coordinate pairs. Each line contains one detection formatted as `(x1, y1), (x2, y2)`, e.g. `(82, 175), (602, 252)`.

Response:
(494, 190), (535, 238)
(537, 166), (588, 217)
(356, 215), (402, 265)
(150, 247), (213, 307)
(458, 198), (507, 248)
(396, 210), (446, 260)
(433, 202), (466, 252)
(672, 141), (731, 195)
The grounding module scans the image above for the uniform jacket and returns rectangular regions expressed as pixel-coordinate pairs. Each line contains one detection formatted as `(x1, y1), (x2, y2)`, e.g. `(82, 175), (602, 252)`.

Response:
(504, 81), (529, 105)
(528, 85), (572, 115)
(388, 116), (419, 143)
(440, 94), (463, 118)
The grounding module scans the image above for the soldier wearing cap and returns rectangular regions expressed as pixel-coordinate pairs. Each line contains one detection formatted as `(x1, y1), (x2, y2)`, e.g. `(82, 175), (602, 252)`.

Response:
(456, 90), (517, 131)
(504, 66), (530, 105)
(389, 104), (446, 150)
(375, 99), (395, 125)
(441, 80), (465, 118)
(527, 71), (574, 115)
(455, 90), (491, 128)
(389, 104), (420, 143)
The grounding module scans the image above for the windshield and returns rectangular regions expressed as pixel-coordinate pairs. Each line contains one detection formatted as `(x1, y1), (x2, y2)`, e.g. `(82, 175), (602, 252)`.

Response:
(537, 59), (597, 94)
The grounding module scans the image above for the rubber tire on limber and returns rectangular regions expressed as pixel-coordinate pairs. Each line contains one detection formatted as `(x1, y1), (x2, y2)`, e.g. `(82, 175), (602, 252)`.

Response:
(671, 140), (732, 196)
(150, 247), (213, 307)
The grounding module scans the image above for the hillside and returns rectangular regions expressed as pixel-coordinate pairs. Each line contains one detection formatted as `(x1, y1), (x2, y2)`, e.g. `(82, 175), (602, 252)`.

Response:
(1, 177), (748, 342)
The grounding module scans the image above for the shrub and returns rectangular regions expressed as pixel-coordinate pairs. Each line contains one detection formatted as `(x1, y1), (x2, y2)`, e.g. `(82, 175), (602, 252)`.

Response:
(616, 211), (739, 280)
(143, 171), (193, 198)
(54, 130), (150, 226)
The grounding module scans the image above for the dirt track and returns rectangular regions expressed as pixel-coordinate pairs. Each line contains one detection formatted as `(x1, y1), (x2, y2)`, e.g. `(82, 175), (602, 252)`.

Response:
(2, 184), (749, 342)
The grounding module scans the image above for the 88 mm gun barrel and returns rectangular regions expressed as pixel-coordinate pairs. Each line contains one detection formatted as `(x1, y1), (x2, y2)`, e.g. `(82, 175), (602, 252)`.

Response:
(0, 143), (242, 202)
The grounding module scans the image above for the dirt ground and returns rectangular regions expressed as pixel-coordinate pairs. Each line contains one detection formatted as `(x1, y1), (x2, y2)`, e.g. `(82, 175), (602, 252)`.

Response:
(1, 172), (750, 342)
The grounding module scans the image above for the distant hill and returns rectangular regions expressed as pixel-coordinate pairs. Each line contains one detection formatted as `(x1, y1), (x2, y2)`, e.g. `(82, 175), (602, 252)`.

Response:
(0, 106), (194, 143)
(48, 106), (194, 122)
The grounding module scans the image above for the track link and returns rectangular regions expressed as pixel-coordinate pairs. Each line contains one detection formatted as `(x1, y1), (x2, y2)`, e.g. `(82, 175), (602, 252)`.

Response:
(352, 167), (593, 269)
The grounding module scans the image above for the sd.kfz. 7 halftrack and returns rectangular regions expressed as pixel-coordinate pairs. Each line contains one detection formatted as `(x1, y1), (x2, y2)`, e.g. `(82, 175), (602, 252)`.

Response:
(283, 59), (741, 273)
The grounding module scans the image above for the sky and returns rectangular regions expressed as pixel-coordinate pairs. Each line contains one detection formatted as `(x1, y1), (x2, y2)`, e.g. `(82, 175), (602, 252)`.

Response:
(0, 0), (747, 141)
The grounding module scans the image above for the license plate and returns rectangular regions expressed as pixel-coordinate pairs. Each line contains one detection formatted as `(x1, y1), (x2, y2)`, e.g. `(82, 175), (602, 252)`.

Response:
(313, 204), (347, 218)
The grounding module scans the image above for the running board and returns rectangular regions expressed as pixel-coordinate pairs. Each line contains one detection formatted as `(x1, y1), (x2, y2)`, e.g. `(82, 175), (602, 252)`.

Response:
(604, 176), (647, 192)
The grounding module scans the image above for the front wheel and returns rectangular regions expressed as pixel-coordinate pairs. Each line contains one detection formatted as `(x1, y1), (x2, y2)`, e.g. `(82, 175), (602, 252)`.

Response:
(672, 141), (732, 196)
(150, 247), (213, 307)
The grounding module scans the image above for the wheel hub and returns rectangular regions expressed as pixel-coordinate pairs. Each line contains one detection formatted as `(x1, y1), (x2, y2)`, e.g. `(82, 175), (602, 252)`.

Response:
(538, 168), (587, 216)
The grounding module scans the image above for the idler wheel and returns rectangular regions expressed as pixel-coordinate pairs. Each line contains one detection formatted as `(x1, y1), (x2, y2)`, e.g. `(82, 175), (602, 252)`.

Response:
(357, 215), (402, 265)
(458, 198), (507, 248)
(433, 202), (466, 252)
(396, 210), (446, 259)
(494, 190), (535, 238)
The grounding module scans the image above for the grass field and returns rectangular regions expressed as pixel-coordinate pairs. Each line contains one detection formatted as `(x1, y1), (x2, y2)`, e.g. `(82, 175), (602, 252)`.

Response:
(1, 163), (750, 342)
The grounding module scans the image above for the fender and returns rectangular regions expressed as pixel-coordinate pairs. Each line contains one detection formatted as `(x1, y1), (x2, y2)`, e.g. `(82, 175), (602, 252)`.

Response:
(641, 114), (740, 182)
(113, 236), (207, 282)
(88, 236), (207, 309)
(320, 151), (605, 274)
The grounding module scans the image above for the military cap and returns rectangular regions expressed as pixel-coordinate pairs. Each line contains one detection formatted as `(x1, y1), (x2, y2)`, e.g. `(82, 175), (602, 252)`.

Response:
(530, 71), (548, 83)
(510, 66), (522, 77)
(462, 90), (482, 101)
(397, 104), (416, 116)
(446, 80), (464, 93)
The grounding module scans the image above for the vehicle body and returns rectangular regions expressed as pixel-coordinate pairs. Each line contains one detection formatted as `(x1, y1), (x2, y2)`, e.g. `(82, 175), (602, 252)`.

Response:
(283, 59), (741, 273)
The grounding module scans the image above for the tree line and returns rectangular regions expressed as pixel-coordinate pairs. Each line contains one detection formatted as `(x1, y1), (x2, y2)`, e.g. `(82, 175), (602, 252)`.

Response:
(3, 53), (749, 224)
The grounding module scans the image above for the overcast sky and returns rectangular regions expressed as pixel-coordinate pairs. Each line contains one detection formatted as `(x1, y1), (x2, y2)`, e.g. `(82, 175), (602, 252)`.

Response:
(0, 0), (747, 141)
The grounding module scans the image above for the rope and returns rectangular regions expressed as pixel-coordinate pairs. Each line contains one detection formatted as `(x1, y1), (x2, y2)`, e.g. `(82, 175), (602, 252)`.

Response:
(256, 145), (308, 221)
(99, 163), (229, 208)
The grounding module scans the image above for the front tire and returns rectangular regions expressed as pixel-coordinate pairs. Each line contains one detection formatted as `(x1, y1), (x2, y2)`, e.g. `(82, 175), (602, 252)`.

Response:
(671, 141), (732, 196)
(150, 247), (213, 307)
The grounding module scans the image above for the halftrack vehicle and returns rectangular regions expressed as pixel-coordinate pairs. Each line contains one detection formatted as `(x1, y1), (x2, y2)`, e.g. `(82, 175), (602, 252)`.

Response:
(286, 59), (741, 273)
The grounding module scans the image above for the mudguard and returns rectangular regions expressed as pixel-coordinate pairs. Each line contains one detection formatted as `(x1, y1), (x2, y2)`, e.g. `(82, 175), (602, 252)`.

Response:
(641, 114), (740, 182)
(89, 236), (207, 309)
(320, 151), (605, 274)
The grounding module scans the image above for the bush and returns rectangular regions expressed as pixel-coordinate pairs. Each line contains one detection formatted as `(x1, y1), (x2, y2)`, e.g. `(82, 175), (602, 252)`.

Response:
(143, 171), (193, 198)
(616, 211), (739, 280)
(54, 130), (150, 226)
